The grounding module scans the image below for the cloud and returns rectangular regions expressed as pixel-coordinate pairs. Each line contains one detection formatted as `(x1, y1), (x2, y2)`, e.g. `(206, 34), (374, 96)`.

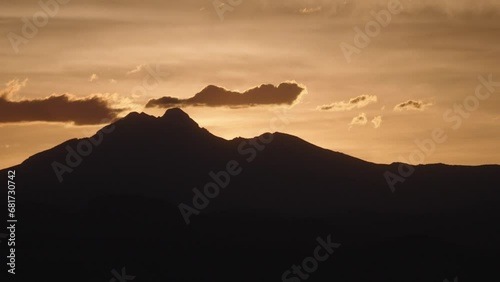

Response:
(126, 64), (146, 75)
(146, 82), (306, 108)
(394, 100), (432, 111)
(319, 94), (377, 111)
(198, 0), (500, 20)
(89, 73), (98, 82)
(348, 113), (382, 129)
(349, 113), (368, 129)
(371, 115), (382, 128)
(0, 79), (125, 125)
(299, 6), (323, 14)
(397, 1), (500, 19)
(0, 79), (28, 99)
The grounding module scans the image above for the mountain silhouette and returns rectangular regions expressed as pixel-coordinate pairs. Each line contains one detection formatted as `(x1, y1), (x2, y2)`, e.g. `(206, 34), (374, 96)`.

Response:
(2, 108), (499, 282)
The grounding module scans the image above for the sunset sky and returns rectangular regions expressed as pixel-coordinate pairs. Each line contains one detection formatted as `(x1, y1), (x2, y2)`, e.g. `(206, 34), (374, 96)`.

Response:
(1, 0), (499, 169)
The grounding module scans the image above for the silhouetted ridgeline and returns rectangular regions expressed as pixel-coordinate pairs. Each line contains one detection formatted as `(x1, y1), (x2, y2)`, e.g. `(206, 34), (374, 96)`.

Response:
(2, 108), (499, 281)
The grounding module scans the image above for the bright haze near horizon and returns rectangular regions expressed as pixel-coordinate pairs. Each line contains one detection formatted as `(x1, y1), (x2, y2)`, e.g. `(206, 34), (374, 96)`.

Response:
(0, 0), (499, 169)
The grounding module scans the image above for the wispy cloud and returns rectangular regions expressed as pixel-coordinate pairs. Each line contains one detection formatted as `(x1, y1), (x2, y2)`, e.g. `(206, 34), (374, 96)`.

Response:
(299, 6), (322, 14)
(371, 115), (382, 128)
(394, 100), (432, 111)
(319, 95), (377, 111)
(349, 113), (368, 129)
(126, 64), (146, 75)
(89, 73), (98, 82)
(0, 79), (28, 99)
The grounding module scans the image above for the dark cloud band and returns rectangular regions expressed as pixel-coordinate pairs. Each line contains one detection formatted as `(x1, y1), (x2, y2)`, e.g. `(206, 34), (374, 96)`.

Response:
(146, 82), (306, 108)
(0, 94), (123, 125)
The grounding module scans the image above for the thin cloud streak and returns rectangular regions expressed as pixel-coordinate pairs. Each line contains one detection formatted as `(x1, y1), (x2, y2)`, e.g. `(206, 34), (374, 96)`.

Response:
(394, 100), (432, 111)
(319, 95), (377, 111)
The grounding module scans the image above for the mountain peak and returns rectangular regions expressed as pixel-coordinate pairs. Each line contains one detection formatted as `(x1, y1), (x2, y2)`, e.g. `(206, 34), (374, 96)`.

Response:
(161, 107), (189, 119)
(120, 111), (156, 125)
(115, 108), (199, 133)
(160, 108), (199, 129)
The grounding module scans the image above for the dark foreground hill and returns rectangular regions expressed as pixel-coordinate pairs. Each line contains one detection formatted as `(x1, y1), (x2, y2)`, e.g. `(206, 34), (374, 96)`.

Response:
(2, 108), (499, 281)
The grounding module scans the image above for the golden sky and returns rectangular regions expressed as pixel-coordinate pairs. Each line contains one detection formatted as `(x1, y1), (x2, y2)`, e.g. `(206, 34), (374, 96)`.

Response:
(1, 0), (499, 169)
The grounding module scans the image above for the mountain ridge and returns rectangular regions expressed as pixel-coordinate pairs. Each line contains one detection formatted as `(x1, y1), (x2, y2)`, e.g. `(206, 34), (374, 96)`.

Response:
(10, 108), (498, 171)
(3, 108), (500, 282)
